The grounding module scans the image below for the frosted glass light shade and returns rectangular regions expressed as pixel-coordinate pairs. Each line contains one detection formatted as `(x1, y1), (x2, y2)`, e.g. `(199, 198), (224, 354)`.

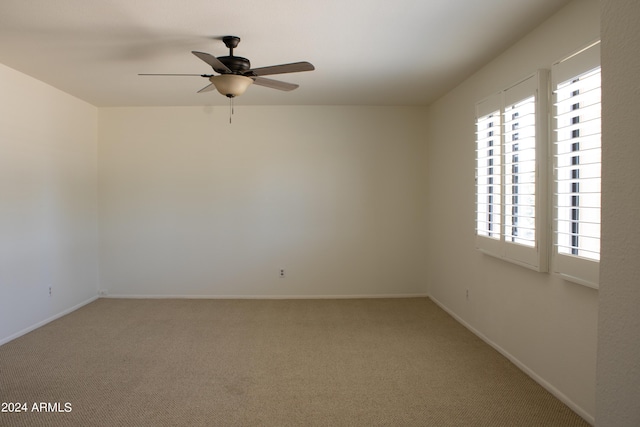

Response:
(210, 75), (253, 98)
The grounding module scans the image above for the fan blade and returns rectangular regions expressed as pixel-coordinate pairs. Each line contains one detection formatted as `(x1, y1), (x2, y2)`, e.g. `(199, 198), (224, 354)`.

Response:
(252, 77), (299, 91)
(197, 83), (216, 93)
(192, 51), (231, 74)
(138, 73), (212, 77)
(248, 61), (314, 77)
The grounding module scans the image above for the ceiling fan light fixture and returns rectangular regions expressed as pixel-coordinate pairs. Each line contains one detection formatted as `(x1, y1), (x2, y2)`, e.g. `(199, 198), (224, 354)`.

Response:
(210, 74), (253, 98)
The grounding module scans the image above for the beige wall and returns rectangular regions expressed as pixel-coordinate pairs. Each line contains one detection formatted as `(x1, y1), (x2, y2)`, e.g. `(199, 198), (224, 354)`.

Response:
(597, 1), (640, 425)
(98, 106), (428, 297)
(424, 0), (599, 422)
(0, 63), (99, 344)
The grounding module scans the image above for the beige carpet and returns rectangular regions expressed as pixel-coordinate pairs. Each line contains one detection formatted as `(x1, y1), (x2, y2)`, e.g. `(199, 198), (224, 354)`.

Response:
(0, 298), (588, 426)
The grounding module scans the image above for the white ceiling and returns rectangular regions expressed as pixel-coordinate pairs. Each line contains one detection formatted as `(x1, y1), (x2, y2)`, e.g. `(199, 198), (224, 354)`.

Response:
(0, 0), (571, 107)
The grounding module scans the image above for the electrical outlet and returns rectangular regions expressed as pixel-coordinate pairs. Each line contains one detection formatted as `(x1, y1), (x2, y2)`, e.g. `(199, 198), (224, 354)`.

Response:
(466, 289), (469, 300)
(279, 269), (285, 278)
(48, 286), (52, 297)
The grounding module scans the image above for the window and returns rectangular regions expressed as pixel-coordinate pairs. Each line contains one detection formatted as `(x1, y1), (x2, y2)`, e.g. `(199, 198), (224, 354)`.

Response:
(475, 71), (549, 271)
(552, 41), (601, 288)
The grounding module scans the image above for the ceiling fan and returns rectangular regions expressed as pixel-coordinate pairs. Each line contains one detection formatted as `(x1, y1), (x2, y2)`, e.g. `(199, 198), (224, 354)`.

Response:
(140, 36), (315, 99)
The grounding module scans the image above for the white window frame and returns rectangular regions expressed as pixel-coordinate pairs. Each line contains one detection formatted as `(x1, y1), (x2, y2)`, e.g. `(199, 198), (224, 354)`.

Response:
(551, 41), (601, 289)
(475, 70), (549, 272)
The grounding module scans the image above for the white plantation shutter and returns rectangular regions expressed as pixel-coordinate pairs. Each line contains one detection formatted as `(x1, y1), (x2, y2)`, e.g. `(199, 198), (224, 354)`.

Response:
(475, 94), (502, 249)
(474, 71), (548, 271)
(504, 95), (536, 247)
(552, 41), (601, 288)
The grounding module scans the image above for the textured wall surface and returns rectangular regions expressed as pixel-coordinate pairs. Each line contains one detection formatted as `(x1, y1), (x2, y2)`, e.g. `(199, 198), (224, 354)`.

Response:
(98, 106), (428, 298)
(596, 1), (640, 426)
(0, 63), (99, 344)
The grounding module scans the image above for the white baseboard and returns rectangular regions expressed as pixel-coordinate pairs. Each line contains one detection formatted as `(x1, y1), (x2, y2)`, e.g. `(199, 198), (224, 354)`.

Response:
(0, 295), (99, 347)
(428, 295), (594, 426)
(101, 293), (429, 300)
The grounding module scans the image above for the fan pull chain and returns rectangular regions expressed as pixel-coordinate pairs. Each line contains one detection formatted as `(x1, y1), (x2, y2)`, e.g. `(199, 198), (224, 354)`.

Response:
(229, 97), (236, 124)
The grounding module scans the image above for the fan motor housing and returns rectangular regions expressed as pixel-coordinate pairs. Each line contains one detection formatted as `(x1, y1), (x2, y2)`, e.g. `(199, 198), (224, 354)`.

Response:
(218, 56), (251, 74)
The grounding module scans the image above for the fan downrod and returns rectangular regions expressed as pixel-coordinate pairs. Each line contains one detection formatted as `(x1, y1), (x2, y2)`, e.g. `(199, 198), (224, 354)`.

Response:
(218, 36), (250, 73)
